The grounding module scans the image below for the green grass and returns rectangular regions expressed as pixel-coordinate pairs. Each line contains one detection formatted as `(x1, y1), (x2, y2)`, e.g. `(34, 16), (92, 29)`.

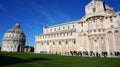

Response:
(0, 52), (120, 67)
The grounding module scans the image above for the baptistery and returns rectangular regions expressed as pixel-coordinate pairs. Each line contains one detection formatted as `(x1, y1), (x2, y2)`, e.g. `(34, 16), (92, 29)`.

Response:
(1, 24), (26, 52)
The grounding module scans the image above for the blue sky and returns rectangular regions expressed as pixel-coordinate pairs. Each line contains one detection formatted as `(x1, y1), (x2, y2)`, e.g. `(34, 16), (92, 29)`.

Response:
(0, 0), (120, 47)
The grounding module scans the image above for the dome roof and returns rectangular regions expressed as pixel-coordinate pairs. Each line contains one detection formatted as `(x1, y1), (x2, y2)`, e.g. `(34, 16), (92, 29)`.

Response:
(7, 24), (24, 34)
(3, 24), (26, 39)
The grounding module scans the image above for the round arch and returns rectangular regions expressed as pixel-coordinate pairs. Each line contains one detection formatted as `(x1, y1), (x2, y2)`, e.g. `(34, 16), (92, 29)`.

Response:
(107, 31), (113, 34)
(83, 34), (87, 36)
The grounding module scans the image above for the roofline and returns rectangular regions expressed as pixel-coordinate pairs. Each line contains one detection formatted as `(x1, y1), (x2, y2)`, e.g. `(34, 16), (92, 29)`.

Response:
(44, 21), (78, 28)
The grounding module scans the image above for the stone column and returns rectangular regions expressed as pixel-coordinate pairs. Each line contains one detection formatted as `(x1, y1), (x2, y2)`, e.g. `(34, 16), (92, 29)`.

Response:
(87, 37), (90, 52)
(89, 39), (92, 51)
(81, 35), (84, 52)
(76, 33), (80, 51)
(93, 39), (95, 53)
(113, 33), (117, 51)
(105, 35), (110, 56)
(98, 38), (101, 53)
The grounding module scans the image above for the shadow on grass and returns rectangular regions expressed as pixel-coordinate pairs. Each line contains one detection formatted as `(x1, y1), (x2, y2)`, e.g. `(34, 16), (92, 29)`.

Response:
(0, 54), (52, 66)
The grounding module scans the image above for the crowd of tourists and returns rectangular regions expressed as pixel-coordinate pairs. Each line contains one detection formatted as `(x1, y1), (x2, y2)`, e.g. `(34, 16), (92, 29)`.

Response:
(68, 51), (120, 57)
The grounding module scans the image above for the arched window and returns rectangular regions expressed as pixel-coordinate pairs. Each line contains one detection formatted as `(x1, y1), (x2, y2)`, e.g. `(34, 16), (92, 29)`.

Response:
(67, 33), (69, 36)
(74, 41), (76, 44)
(59, 41), (61, 45)
(53, 42), (55, 45)
(107, 31), (112, 34)
(66, 41), (68, 45)
(83, 34), (86, 36)
(54, 28), (56, 31)
(63, 27), (65, 29)
(110, 17), (113, 22)
(41, 43), (43, 45)
(59, 27), (60, 30)
(68, 26), (69, 29)
(98, 29), (101, 32)
(94, 30), (96, 32)
(81, 22), (83, 27)
(71, 32), (72, 36)
(93, 8), (96, 12)
(47, 42), (49, 45)
(73, 25), (75, 28)
(9, 35), (11, 37)
(63, 33), (65, 36)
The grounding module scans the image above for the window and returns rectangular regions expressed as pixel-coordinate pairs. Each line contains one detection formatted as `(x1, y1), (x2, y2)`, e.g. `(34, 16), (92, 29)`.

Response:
(71, 32), (72, 36)
(59, 27), (60, 30)
(9, 35), (11, 37)
(94, 2), (96, 4)
(81, 22), (83, 27)
(73, 25), (75, 28)
(67, 33), (69, 36)
(98, 29), (101, 32)
(54, 28), (56, 31)
(103, 29), (105, 32)
(47, 42), (49, 45)
(110, 17), (113, 22)
(81, 29), (83, 32)
(93, 8), (96, 12)
(66, 41), (68, 45)
(53, 42), (55, 45)
(111, 25), (114, 28)
(13, 40), (15, 42)
(59, 41), (61, 45)
(74, 41), (76, 44)
(63, 33), (65, 36)
(94, 30), (96, 32)
(90, 30), (92, 32)
(60, 34), (62, 37)
(41, 43), (43, 45)
(68, 26), (69, 29)
(78, 22), (80, 24)
(101, 37), (104, 39)
(14, 46), (16, 48)
(63, 27), (65, 29)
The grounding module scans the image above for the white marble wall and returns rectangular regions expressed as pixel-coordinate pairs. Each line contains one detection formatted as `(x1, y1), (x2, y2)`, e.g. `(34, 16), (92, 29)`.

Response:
(34, 0), (120, 55)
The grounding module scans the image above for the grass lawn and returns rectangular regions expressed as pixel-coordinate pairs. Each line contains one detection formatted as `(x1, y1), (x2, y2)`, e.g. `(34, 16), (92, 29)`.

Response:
(0, 52), (120, 67)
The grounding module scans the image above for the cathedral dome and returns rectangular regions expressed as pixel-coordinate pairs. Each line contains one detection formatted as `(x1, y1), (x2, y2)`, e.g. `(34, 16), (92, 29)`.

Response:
(1, 24), (26, 52)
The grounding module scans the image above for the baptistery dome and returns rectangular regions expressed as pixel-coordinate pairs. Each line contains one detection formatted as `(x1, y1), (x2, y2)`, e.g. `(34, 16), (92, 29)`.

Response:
(1, 24), (26, 52)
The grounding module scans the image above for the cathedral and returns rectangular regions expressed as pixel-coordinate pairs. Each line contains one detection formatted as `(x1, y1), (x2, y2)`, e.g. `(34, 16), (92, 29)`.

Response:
(34, 0), (120, 56)
(1, 24), (26, 52)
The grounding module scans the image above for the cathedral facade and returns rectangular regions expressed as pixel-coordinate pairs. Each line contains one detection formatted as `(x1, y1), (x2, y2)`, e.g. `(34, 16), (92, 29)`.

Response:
(34, 0), (120, 56)
(1, 24), (26, 52)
